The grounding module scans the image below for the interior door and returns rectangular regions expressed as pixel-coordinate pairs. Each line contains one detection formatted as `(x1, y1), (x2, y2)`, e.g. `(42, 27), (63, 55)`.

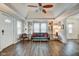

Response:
(0, 13), (14, 55)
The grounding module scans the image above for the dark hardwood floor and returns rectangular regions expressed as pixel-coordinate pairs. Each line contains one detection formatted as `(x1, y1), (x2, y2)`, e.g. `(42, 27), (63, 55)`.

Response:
(0, 39), (79, 56)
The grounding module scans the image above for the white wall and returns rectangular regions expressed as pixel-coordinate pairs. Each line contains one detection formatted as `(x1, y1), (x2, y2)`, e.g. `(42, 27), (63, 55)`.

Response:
(59, 17), (79, 43)
(0, 13), (24, 52)
(65, 17), (79, 39)
(58, 16), (79, 43)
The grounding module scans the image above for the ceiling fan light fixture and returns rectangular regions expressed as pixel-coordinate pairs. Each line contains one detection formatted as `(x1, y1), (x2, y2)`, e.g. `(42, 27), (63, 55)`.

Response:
(28, 3), (53, 14)
(43, 5), (53, 8)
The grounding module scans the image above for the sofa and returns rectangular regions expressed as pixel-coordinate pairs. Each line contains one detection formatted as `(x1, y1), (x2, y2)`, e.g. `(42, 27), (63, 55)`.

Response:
(31, 33), (50, 41)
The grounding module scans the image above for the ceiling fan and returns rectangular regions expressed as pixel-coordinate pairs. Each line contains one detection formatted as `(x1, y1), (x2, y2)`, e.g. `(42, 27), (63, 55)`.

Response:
(27, 3), (53, 14)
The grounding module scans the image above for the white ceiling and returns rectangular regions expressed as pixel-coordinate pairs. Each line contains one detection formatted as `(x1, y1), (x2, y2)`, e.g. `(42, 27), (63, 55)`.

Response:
(0, 3), (79, 21)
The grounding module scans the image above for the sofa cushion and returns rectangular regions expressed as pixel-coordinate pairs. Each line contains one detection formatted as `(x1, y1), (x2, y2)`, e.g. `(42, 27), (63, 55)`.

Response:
(32, 33), (37, 37)
(32, 33), (49, 37)
(44, 33), (48, 37)
(40, 33), (43, 37)
(37, 33), (40, 37)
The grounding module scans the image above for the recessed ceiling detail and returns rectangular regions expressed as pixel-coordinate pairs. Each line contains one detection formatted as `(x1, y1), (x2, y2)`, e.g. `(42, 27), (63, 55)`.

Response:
(0, 3), (78, 21)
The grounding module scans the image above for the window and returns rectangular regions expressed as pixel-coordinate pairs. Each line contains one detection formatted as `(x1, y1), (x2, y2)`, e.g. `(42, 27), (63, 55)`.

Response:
(33, 22), (47, 33)
(41, 23), (47, 33)
(17, 21), (22, 35)
(68, 24), (73, 33)
(34, 23), (40, 33)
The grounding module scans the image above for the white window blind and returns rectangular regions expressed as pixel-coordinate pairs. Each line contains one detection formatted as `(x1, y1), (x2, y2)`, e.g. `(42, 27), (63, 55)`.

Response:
(34, 23), (40, 33)
(33, 22), (47, 33)
(41, 23), (47, 33)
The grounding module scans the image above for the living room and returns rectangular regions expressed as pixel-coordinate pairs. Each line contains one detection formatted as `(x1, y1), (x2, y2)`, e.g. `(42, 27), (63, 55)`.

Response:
(0, 3), (79, 56)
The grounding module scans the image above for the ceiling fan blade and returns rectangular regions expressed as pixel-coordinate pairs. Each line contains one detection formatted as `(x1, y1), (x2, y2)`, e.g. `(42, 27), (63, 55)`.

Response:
(43, 5), (53, 8)
(27, 5), (37, 7)
(38, 3), (42, 6)
(42, 9), (46, 14)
